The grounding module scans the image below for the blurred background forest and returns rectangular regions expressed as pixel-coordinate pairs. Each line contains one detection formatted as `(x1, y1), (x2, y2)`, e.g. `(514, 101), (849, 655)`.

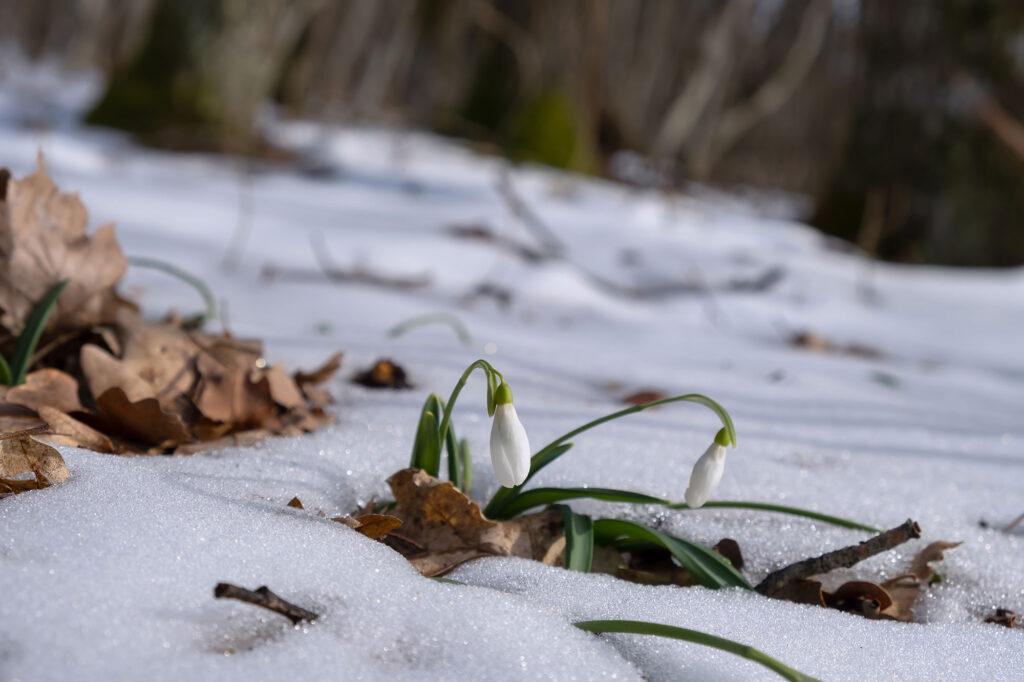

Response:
(3, 0), (1024, 267)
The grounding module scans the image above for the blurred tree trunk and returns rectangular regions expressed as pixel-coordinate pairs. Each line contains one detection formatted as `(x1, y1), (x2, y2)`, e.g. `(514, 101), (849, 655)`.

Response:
(85, 0), (319, 152)
(812, 0), (1024, 266)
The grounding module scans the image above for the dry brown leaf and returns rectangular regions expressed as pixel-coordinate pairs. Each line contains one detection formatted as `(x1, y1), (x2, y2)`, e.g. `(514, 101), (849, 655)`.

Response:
(193, 352), (276, 426)
(0, 431), (69, 495)
(350, 513), (403, 540)
(81, 343), (154, 402)
(620, 389), (667, 406)
(770, 540), (961, 622)
(95, 387), (190, 447)
(5, 369), (83, 413)
(385, 468), (563, 576)
(37, 406), (115, 453)
(0, 155), (127, 335)
(287, 496), (304, 509)
(353, 359), (411, 390)
(265, 366), (305, 409)
(294, 352), (342, 387)
(984, 608), (1018, 628)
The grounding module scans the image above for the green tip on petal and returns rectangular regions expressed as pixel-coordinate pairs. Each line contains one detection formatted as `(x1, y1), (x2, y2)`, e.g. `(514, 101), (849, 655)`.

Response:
(714, 427), (732, 448)
(494, 381), (514, 405)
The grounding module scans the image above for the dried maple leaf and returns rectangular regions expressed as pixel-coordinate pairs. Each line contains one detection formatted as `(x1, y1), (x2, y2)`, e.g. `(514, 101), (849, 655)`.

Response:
(0, 430), (69, 495)
(385, 468), (563, 576)
(0, 156), (127, 335)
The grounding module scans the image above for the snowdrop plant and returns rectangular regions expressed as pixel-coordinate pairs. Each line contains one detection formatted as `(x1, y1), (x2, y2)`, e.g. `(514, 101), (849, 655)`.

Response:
(407, 359), (862, 680)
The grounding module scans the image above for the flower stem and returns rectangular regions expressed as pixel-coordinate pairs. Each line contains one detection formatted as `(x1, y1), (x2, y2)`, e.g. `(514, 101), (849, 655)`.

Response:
(436, 359), (502, 451)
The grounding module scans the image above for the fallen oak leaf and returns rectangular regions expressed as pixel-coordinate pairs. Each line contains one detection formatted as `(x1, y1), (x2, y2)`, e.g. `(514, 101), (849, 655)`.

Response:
(192, 351), (276, 426)
(36, 406), (115, 453)
(0, 430), (69, 495)
(384, 468), (563, 576)
(265, 365), (304, 409)
(0, 155), (127, 335)
(80, 343), (154, 402)
(95, 387), (190, 447)
(4, 368), (83, 413)
(294, 352), (342, 388)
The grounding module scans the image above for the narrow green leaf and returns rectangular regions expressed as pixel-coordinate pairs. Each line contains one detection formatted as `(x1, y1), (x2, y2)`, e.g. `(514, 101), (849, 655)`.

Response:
(0, 353), (11, 386)
(458, 438), (472, 496)
(387, 312), (471, 345)
(444, 402), (464, 489)
(10, 279), (68, 385)
(410, 394), (443, 476)
(127, 256), (216, 327)
(558, 505), (593, 572)
(491, 486), (881, 533)
(592, 518), (751, 590)
(482, 442), (573, 518)
(498, 487), (666, 518)
(574, 620), (818, 682)
(673, 501), (882, 534)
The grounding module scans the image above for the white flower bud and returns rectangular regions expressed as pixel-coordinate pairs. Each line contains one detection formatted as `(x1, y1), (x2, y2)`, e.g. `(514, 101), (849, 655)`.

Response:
(684, 438), (728, 509)
(489, 384), (531, 487)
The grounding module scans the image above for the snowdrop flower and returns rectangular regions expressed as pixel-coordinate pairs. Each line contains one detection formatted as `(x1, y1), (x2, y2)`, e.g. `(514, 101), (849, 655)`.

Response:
(489, 382), (531, 487)
(684, 428), (731, 508)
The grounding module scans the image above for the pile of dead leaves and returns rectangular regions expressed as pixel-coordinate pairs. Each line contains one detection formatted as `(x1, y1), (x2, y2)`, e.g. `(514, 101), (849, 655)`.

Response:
(0, 157), (340, 454)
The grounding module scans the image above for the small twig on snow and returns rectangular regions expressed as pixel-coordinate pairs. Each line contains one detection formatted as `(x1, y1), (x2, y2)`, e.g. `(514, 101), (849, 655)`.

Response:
(755, 519), (921, 596)
(213, 582), (319, 625)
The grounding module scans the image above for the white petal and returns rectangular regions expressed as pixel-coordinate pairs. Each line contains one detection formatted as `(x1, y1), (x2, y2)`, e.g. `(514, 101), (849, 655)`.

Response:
(489, 404), (531, 487)
(684, 443), (726, 508)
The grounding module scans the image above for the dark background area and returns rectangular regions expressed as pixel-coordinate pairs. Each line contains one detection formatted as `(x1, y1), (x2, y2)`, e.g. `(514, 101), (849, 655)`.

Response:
(3, 0), (1024, 267)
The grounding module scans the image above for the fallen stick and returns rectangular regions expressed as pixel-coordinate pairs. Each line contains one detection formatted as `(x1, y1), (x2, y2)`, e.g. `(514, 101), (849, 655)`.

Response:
(213, 582), (319, 625)
(755, 519), (921, 596)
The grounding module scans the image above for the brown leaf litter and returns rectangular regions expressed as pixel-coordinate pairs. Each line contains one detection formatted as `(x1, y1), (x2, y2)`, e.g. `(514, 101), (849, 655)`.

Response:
(0, 157), (340, 454)
(382, 468), (563, 576)
(0, 427), (69, 495)
(352, 358), (411, 390)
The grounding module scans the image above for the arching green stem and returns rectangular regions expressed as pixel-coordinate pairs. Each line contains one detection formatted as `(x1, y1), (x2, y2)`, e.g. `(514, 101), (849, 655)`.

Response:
(483, 393), (735, 518)
(436, 359), (503, 451)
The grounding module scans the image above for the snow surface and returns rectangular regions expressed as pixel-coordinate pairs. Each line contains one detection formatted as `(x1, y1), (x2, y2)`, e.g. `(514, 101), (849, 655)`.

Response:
(1, 62), (1023, 681)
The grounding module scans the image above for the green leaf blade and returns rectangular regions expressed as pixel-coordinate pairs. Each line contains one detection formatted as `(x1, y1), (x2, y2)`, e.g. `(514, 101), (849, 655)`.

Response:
(410, 394), (443, 476)
(673, 500), (881, 533)
(574, 620), (818, 682)
(497, 487), (667, 518)
(558, 505), (594, 572)
(10, 279), (68, 384)
(592, 518), (751, 590)
(0, 353), (11, 386)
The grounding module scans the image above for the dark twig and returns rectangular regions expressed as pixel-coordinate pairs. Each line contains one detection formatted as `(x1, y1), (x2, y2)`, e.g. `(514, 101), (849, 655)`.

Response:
(213, 582), (319, 625)
(755, 519), (921, 596)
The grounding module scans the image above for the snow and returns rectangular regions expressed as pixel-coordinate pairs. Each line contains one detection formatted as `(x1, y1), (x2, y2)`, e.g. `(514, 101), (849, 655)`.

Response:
(1, 63), (1022, 680)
